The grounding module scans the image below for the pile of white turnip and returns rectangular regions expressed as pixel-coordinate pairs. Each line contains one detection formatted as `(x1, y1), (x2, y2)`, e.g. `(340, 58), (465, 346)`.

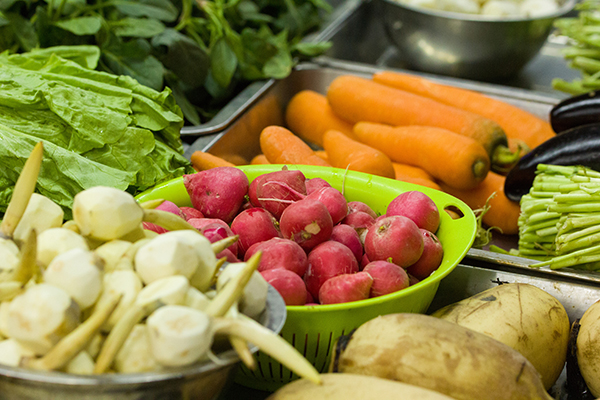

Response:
(0, 143), (321, 384)
(170, 166), (444, 306)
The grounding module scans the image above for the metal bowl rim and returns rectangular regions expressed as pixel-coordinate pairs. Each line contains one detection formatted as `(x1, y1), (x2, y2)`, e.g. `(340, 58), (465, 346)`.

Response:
(0, 286), (286, 389)
(380, 0), (577, 23)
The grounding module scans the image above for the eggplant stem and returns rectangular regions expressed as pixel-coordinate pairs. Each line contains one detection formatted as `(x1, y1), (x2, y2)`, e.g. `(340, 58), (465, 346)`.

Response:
(1, 142), (44, 238)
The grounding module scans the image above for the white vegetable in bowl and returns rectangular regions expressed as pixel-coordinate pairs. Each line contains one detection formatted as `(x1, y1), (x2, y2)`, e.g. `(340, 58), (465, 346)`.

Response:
(114, 324), (160, 373)
(93, 240), (133, 272)
(43, 248), (103, 310)
(217, 263), (268, 320)
(6, 283), (80, 355)
(134, 232), (201, 284)
(519, 0), (559, 17)
(64, 351), (95, 375)
(94, 270), (143, 332)
(0, 239), (20, 281)
(480, 0), (520, 16)
(12, 193), (64, 243)
(437, 0), (480, 14)
(37, 228), (89, 268)
(0, 338), (35, 367)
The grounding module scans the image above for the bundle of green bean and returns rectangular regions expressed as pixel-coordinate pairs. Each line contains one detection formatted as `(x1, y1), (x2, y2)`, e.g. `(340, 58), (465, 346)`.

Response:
(518, 164), (600, 270)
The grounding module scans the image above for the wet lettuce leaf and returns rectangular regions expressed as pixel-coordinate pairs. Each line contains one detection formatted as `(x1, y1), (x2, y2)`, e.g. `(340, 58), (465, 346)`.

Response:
(0, 48), (193, 218)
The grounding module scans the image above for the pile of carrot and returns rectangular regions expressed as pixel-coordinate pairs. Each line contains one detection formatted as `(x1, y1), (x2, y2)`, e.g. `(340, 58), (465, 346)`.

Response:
(189, 70), (556, 236)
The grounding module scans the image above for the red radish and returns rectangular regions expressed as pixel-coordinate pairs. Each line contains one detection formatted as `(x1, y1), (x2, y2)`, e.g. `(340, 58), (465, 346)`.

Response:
(280, 198), (333, 251)
(407, 229), (444, 280)
(187, 217), (229, 231)
(306, 177), (331, 194)
(254, 169), (307, 219)
(306, 291), (315, 304)
(363, 260), (410, 297)
(194, 221), (239, 256)
(341, 211), (376, 232)
(245, 237), (308, 277)
(409, 274), (421, 286)
(347, 201), (378, 219)
(142, 200), (186, 234)
(231, 207), (281, 256)
(318, 272), (373, 305)
(248, 175), (263, 207)
(218, 248), (240, 263)
(330, 224), (363, 263)
(180, 206), (204, 220)
(364, 215), (424, 268)
(183, 167), (249, 224)
(360, 253), (371, 270)
(304, 240), (359, 301)
(305, 187), (348, 224)
(260, 269), (308, 306)
(386, 191), (440, 233)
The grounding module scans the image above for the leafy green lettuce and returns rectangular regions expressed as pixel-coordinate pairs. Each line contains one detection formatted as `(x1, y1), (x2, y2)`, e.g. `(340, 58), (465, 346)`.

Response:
(0, 47), (194, 218)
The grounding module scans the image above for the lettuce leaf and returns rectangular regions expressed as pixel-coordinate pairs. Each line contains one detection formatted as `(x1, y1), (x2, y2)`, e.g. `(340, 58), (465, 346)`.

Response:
(0, 47), (193, 217)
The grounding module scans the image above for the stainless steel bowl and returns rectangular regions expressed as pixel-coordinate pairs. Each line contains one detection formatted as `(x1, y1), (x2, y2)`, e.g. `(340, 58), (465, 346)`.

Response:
(0, 286), (286, 400)
(378, 0), (577, 81)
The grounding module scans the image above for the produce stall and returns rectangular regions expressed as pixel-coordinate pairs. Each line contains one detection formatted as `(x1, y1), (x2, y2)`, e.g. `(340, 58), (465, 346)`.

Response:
(3, 0), (600, 399)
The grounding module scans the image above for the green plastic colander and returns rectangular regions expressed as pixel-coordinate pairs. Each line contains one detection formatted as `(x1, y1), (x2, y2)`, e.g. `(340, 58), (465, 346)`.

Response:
(136, 164), (477, 392)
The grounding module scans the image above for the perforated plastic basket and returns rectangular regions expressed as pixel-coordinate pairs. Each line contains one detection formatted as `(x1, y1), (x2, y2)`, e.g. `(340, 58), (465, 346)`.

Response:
(136, 165), (477, 392)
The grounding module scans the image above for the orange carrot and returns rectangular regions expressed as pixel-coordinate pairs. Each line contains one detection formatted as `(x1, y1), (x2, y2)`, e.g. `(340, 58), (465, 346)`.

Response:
(314, 150), (329, 163)
(259, 126), (331, 167)
(322, 129), (395, 179)
(285, 90), (356, 146)
(353, 122), (490, 190)
(392, 162), (436, 182)
(327, 75), (512, 171)
(439, 172), (520, 235)
(396, 176), (442, 191)
(373, 70), (555, 148)
(251, 154), (270, 165)
(190, 151), (235, 171)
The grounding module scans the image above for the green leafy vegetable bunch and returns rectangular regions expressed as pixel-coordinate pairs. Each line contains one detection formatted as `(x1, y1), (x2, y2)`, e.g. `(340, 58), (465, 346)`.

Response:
(0, 0), (332, 125)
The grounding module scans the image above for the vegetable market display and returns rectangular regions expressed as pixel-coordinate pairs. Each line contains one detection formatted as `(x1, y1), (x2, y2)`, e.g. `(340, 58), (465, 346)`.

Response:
(0, 142), (321, 383)
(0, 0), (332, 126)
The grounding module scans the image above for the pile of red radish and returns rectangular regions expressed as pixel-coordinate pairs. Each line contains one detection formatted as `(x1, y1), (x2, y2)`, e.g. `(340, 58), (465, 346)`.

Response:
(144, 166), (444, 306)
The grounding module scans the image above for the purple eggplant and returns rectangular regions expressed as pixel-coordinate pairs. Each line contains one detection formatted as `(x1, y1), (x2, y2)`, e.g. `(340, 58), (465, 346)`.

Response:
(504, 123), (600, 202)
(550, 91), (600, 134)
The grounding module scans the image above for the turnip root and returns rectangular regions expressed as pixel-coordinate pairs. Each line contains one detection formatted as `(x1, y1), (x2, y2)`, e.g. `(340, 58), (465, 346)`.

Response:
(93, 240), (133, 272)
(231, 208), (281, 255)
(253, 169), (307, 219)
(216, 261), (268, 319)
(0, 239), (20, 281)
(318, 271), (373, 305)
(280, 198), (333, 251)
(266, 373), (457, 400)
(37, 227), (89, 268)
(305, 241), (359, 301)
(183, 167), (249, 224)
(386, 191), (440, 233)
(364, 216), (424, 268)
(7, 283), (80, 355)
(133, 231), (202, 284)
(0, 338), (36, 367)
(94, 270), (143, 332)
(13, 193), (64, 242)
(65, 351), (95, 375)
(576, 298), (600, 397)
(114, 324), (161, 373)
(330, 224), (363, 263)
(305, 177), (331, 194)
(407, 229), (444, 280)
(362, 260), (409, 297)
(260, 269), (308, 306)
(331, 313), (553, 400)
(43, 248), (103, 310)
(245, 237), (308, 277)
(431, 283), (569, 390)
(305, 187), (348, 224)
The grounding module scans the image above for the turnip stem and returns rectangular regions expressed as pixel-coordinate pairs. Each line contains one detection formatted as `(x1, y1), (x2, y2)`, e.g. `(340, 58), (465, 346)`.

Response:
(12, 230), (37, 284)
(1, 142), (43, 238)
(205, 251), (261, 318)
(213, 316), (321, 385)
(211, 235), (239, 254)
(94, 298), (163, 373)
(139, 199), (165, 209)
(549, 203), (600, 213)
(25, 293), (121, 371)
(0, 281), (24, 301)
(531, 243), (600, 268)
(142, 209), (197, 232)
